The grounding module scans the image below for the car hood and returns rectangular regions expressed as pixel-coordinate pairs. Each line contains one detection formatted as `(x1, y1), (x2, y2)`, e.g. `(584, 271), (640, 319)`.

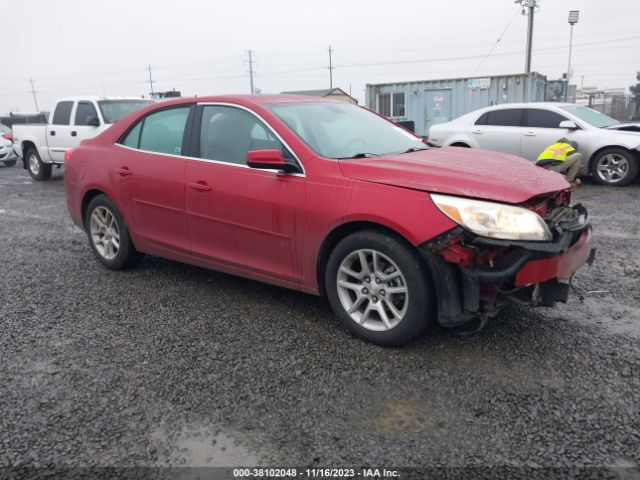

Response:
(338, 147), (569, 204)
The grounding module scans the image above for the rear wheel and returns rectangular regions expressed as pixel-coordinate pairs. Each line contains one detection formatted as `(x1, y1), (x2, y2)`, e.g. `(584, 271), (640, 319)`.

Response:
(591, 148), (638, 186)
(26, 147), (52, 181)
(325, 230), (435, 346)
(85, 195), (142, 270)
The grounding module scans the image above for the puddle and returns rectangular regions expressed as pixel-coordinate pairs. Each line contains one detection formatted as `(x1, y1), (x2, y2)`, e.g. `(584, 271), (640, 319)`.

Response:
(151, 425), (259, 467)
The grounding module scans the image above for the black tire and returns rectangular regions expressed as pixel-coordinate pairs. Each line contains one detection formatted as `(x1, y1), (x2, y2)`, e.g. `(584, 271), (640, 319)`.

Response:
(324, 230), (436, 346)
(26, 147), (52, 181)
(590, 147), (638, 187)
(4, 160), (17, 167)
(84, 194), (143, 270)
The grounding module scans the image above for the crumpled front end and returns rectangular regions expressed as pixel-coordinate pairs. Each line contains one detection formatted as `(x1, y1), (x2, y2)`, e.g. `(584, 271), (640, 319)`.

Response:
(419, 193), (595, 327)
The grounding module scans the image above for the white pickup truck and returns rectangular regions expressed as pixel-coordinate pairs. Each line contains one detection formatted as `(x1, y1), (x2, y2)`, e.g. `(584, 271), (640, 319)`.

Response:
(13, 97), (153, 180)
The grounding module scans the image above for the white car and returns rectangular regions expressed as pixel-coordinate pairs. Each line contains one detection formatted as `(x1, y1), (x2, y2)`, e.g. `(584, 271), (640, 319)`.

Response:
(13, 97), (154, 180)
(0, 124), (18, 167)
(428, 102), (640, 186)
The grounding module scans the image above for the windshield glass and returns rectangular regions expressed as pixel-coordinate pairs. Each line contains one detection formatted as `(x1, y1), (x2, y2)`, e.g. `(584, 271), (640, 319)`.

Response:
(97, 100), (154, 124)
(0, 124), (10, 134)
(560, 105), (620, 128)
(267, 102), (425, 158)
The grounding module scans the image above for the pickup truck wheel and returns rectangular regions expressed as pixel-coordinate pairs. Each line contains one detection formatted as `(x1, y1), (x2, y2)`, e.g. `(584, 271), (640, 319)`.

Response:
(325, 230), (435, 346)
(26, 148), (52, 181)
(85, 195), (142, 270)
(591, 148), (638, 187)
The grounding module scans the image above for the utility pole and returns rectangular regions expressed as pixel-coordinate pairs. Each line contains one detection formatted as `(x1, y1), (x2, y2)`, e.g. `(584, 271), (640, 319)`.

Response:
(328, 46), (334, 90)
(246, 50), (255, 94)
(29, 78), (40, 112)
(147, 65), (155, 96)
(517, 0), (539, 74)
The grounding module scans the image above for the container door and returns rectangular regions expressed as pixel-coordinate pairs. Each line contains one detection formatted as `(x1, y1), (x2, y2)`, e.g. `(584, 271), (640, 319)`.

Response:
(425, 90), (451, 134)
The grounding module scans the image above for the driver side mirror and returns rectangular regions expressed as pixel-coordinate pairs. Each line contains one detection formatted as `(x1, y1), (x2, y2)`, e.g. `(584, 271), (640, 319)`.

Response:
(86, 116), (100, 127)
(559, 120), (578, 130)
(246, 149), (298, 173)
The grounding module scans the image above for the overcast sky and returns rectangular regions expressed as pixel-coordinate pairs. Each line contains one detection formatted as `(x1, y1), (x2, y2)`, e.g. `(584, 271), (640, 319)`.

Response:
(1, 0), (639, 114)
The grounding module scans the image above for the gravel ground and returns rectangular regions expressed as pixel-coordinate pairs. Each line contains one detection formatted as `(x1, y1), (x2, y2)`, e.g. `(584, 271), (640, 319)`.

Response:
(1, 163), (639, 478)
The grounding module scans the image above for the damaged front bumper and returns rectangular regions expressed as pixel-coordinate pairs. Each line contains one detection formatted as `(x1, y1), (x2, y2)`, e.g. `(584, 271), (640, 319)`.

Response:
(419, 203), (595, 327)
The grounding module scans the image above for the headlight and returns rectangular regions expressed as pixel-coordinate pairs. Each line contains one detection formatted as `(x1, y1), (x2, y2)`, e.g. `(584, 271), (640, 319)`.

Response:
(430, 194), (552, 241)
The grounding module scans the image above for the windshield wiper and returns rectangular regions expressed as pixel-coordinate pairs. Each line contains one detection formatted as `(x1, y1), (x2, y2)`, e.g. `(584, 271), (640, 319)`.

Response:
(337, 152), (381, 159)
(400, 147), (429, 154)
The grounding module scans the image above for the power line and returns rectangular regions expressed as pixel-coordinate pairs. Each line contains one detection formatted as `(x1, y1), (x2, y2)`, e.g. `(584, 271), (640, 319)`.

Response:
(472, 8), (521, 76)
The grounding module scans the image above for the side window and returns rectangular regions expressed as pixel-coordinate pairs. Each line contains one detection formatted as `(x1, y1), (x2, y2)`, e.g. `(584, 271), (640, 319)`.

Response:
(52, 101), (73, 125)
(475, 112), (489, 125)
(74, 101), (98, 126)
(121, 121), (142, 148)
(138, 107), (190, 155)
(377, 94), (391, 117)
(525, 109), (567, 128)
(199, 106), (288, 165)
(484, 108), (523, 127)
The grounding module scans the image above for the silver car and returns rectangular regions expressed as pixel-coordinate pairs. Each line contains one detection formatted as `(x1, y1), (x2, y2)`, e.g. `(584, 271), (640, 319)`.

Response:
(0, 124), (18, 167)
(428, 102), (640, 186)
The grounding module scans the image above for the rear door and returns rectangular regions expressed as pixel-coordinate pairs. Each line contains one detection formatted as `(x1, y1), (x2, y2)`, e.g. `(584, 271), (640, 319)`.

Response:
(520, 108), (575, 161)
(469, 108), (524, 156)
(111, 105), (193, 255)
(185, 104), (305, 283)
(46, 101), (75, 162)
(72, 101), (102, 145)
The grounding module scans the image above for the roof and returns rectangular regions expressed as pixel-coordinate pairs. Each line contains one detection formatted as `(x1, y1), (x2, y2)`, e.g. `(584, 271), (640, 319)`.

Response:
(139, 94), (343, 109)
(280, 87), (355, 98)
(55, 96), (153, 102)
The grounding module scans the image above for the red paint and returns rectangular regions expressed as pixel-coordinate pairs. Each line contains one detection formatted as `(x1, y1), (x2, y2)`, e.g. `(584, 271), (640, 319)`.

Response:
(515, 229), (592, 286)
(64, 95), (587, 297)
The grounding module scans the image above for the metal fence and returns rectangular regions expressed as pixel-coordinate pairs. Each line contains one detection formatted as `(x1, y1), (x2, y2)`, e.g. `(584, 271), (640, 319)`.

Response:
(578, 93), (637, 121)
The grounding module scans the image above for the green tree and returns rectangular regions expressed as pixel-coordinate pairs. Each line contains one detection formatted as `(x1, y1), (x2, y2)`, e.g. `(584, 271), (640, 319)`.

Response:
(631, 72), (640, 120)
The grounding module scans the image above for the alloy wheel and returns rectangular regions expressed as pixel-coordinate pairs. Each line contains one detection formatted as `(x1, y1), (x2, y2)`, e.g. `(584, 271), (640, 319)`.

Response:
(596, 153), (629, 184)
(29, 153), (40, 175)
(336, 249), (409, 332)
(90, 206), (121, 260)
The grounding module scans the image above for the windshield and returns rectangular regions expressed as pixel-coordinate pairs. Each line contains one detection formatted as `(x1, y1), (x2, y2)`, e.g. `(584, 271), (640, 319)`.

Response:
(267, 102), (425, 158)
(97, 100), (154, 124)
(560, 105), (620, 128)
(0, 124), (10, 134)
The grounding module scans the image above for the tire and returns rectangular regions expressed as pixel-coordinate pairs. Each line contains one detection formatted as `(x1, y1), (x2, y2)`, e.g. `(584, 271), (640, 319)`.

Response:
(26, 147), (52, 181)
(84, 194), (142, 270)
(590, 147), (638, 187)
(324, 230), (436, 346)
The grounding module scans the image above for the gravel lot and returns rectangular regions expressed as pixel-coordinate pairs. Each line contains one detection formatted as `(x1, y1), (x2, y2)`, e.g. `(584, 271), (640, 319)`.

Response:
(1, 163), (639, 478)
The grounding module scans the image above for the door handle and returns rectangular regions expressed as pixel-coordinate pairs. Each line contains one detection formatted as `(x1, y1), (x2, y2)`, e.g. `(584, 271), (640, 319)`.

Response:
(71, 131), (77, 137)
(189, 181), (212, 192)
(524, 131), (537, 136)
(116, 166), (132, 177)
(471, 129), (483, 134)
(50, 131), (56, 136)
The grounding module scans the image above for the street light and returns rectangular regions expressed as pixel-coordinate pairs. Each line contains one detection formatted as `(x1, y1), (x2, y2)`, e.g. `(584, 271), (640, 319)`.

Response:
(565, 10), (580, 101)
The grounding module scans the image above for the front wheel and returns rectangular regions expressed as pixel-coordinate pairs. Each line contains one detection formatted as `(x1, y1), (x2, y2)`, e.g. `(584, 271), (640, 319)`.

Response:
(325, 230), (435, 346)
(591, 148), (638, 186)
(26, 148), (52, 181)
(84, 195), (142, 270)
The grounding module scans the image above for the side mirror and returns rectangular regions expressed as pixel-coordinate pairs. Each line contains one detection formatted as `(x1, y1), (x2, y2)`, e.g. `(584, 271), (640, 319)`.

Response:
(559, 120), (578, 130)
(86, 116), (100, 127)
(246, 149), (297, 173)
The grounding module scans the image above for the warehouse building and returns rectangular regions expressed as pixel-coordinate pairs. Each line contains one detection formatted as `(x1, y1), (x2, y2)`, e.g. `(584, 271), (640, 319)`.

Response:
(365, 72), (547, 136)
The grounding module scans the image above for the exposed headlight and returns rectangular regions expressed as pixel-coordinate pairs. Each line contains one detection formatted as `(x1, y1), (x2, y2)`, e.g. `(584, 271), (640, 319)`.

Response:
(430, 194), (552, 241)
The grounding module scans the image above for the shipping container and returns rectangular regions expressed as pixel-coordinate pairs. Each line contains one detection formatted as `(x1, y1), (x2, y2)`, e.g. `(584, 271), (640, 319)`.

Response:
(365, 72), (547, 136)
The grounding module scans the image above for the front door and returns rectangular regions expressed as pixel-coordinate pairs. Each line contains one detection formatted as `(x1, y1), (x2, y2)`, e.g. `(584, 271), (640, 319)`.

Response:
(520, 108), (577, 161)
(111, 105), (193, 255)
(185, 104), (305, 283)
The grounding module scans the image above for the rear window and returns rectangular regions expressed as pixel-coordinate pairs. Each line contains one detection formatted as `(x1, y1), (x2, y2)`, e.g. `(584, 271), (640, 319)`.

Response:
(52, 101), (73, 125)
(97, 100), (154, 124)
(475, 108), (523, 127)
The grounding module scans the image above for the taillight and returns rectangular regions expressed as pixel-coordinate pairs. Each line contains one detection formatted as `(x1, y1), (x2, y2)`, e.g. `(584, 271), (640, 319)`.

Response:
(64, 148), (76, 163)
(2, 133), (12, 141)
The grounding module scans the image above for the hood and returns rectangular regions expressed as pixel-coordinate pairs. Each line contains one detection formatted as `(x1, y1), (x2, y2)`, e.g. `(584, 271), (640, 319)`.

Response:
(604, 123), (640, 133)
(338, 147), (569, 204)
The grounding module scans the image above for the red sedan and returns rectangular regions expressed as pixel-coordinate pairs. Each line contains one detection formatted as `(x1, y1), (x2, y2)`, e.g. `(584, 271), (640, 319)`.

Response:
(64, 95), (594, 345)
